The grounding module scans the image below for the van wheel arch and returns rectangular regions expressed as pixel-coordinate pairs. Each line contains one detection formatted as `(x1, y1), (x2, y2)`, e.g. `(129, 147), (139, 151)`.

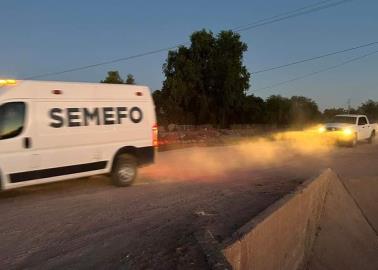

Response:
(111, 146), (138, 171)
(109, 147), (139, 187)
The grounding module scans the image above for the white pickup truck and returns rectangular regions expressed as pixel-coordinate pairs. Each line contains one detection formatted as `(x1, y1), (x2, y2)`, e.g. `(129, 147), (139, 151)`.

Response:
(319, 114), (376, 147)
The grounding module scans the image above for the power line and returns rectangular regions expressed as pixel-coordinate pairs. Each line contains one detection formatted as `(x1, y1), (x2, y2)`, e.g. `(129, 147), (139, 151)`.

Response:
(252, 41), (378, 74)
(231, 0), (335, 31)
(234, 0), (352, 33)
(24, 44), (183, 80)
(24, 0), (352, 80)
(252, 49), (378, 93)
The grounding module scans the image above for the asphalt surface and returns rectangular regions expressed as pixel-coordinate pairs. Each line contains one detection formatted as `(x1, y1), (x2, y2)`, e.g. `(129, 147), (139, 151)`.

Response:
(1, 139), (378, 270)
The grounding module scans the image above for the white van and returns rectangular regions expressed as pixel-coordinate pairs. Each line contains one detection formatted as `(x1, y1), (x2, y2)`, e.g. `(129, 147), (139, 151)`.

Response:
(0, 80), (157, 190)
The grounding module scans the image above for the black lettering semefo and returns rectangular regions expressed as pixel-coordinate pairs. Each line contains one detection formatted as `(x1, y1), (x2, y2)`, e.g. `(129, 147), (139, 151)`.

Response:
(103, 107), (115, 125)
(130, 107), (143, 123)
(49, 108), (64, 128)
(49, 107), (143, 128)
(83, 108), (100, 126)
(67, 108), (81, 127)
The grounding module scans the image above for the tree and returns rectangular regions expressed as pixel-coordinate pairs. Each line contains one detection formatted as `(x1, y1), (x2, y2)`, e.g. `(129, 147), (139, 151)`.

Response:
(265, 95), (291, 126)
(152, 89), (169, 126)
(239, 95), (266, 124)
(358, 100), (378, 121)
(158, 29), (250, 127)
(263, 96), (321, 127)
(322, 108), (347, 120)
(289, 96), (321, 126)
(125, 74), (135, 85)
(101, 71), (124, 84)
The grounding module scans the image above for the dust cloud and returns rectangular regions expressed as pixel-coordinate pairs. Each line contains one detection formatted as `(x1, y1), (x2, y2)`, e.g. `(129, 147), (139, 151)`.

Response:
(140, 127), (337, 182)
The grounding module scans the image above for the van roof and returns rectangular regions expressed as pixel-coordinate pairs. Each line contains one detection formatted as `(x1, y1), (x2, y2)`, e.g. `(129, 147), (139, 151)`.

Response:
(0, 80), (151, 100)
(0, 79), (149, 87)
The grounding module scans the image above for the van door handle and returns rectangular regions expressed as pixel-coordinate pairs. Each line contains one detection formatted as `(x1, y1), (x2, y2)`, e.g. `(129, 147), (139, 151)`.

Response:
(23, 137), (32, 149)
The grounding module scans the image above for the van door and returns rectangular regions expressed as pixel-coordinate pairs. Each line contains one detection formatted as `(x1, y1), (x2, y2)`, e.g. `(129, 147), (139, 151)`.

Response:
(31, 101), (105, 180)
(0, 101), (35, 186)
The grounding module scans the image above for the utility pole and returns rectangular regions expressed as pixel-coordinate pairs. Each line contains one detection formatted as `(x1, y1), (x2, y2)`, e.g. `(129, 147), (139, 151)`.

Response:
(347, 98), (351, 114)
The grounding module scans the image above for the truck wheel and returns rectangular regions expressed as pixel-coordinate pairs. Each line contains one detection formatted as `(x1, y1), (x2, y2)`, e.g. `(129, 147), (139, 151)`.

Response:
(368, 131), (375, 144)
(111, 154), (137, 187)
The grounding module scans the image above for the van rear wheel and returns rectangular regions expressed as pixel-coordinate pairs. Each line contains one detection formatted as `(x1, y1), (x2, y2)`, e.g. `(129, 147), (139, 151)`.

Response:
(111, 154), (137, 187)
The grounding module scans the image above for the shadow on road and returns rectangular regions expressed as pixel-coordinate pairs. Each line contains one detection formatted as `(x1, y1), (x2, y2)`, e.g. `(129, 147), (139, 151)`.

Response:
(0, 176), (113, 199)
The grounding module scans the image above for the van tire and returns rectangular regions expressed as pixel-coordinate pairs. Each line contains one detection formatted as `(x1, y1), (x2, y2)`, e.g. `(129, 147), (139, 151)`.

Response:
(111, 154), (137, 187)
(368, 130), (375, 144)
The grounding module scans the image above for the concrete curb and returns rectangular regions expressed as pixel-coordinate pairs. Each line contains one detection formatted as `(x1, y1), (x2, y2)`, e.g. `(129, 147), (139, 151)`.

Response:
(195, 230), (233, 270)
(195, 169), (334, 269)
(197, 169), (378, 270)
(223, 169), (333, 270)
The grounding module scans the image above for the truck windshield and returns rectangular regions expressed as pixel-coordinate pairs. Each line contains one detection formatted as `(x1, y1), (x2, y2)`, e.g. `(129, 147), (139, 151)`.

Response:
(329, 116), (357, 124)
(0, 102), (26, 140)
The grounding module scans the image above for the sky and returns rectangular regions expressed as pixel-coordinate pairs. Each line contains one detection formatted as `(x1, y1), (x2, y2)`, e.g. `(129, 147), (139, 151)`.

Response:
(0, 0), (377, 110)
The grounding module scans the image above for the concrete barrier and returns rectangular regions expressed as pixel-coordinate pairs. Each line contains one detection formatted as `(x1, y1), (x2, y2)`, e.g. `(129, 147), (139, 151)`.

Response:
(222, 169), (333, 270)
(307, 177), (378, 270)
(219, 169), (378, 270)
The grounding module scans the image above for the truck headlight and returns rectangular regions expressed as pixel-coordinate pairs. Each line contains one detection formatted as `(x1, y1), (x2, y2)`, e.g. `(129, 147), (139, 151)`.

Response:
(318, 126), (326, 133)
(343, 128), (353, 136)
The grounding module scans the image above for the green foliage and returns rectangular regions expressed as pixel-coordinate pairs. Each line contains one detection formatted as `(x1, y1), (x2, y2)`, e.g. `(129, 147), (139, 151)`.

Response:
(152, 33), (378, 128)
(155, 30), (321, 128)
(358, 100), (378, 121)
(154, 88), (378, 127)
(239, 95), (266, 124)
(154, 29), (325, 128)
(101, 71), (124, 84)
(158, 29), (250, 128)
(322, 107), (348, 120)
(101, 71), (136, 85)
(263, 95), (321, 127)
(125, 74), (135, 85)
(265, 95), (291, 126)
(289, 96), (321, 126)
(152, 89), (168, 126)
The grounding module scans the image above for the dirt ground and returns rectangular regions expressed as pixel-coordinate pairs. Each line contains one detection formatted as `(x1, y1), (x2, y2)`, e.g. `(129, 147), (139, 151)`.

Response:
(1, 138), (377, 270)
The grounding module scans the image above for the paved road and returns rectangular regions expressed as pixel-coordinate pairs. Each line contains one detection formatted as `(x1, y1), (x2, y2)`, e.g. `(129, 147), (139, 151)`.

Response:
(1, 139), (377, 270)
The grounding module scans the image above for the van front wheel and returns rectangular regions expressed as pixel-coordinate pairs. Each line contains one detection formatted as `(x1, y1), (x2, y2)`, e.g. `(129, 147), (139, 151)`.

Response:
(111, 154), (137, 187)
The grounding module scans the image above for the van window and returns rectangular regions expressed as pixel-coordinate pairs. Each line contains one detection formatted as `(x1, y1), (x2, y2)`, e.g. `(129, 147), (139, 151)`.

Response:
(358, 117), (367, 126)
(0, 102), (26, 140)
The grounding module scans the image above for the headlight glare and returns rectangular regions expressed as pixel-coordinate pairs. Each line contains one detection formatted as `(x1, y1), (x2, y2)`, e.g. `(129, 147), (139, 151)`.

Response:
(343, 128), (353, 136)
(318, 126), (326, 133)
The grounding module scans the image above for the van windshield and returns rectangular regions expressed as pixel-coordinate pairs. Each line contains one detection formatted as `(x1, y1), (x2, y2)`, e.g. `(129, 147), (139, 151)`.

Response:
(0, 102), (26, 140)
(329, 116), (357, 124)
